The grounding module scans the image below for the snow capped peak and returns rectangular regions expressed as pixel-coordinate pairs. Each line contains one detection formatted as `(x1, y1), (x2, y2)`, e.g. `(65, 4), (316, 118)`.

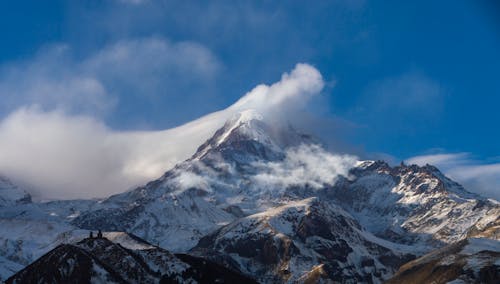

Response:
(1, 108), (498, 283)
(230, 109), (264, 125)
(191, 109), (313, 162)
(214, 109), (265, 146)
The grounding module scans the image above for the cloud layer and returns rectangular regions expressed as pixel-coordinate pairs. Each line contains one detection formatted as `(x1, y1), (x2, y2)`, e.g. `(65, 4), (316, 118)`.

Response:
(0, 63), (324, 199)
(406, 153), (500, 200)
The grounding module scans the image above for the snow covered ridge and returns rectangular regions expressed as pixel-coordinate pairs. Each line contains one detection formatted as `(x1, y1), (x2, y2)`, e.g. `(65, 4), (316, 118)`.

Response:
(336, 160), (500, 247)
(0, 110), (499, 283)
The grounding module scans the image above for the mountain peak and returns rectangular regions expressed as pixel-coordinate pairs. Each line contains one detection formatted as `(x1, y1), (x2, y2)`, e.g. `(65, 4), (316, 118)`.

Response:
(212, 109), (267, 148)
(230, 109), (264, 125)
(191, 110), (312, 162)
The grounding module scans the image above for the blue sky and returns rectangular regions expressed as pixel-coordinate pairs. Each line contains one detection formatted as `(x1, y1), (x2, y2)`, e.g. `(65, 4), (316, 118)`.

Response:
(0, 0), (499, 199)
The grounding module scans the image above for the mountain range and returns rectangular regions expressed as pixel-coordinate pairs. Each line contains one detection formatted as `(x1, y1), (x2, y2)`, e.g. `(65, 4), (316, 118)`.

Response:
(0, 110), (498, 283)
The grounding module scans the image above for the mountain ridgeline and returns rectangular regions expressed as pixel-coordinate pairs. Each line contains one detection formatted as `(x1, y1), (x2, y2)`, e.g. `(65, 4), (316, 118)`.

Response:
(0, 110), (498, 283)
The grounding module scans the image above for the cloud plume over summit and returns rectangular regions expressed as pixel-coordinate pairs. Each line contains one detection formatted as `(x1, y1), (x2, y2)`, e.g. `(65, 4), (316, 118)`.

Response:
(0, 63), (324, 199)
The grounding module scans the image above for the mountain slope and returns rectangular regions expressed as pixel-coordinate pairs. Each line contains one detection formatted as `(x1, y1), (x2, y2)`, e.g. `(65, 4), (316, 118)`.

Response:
(6, 233), (256, 284)
(327, 161), (499, 250)
(386, 238), (500, 284)
(5, 243), (125, 284)
(0, 198), (100, 281)
(192, 197), (416, 283)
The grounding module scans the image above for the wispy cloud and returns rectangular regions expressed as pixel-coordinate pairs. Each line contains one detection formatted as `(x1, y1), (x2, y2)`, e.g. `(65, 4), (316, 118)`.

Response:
(165, 143), (358, 197)
(0, 44), (114, 116)
(253, 144), (358, 190)
(0, 63), (324, 199)
(0, 36), (220, 125)
(83, 37), (220, 102)
(406, 153), (500, 200)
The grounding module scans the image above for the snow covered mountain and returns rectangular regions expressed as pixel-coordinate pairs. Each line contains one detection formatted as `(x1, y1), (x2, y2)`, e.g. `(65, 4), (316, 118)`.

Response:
(71, 110), (321, 251)
(0, 110), (498, 283)
(327, 161), (499, 250)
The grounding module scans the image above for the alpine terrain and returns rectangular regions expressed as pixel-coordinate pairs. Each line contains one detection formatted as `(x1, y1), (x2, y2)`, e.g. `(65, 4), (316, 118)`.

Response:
(0, 110), (498, 283)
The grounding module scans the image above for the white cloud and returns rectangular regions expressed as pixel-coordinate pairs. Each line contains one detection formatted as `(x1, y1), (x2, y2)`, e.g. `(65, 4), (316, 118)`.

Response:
(230, 63), (324, 117)
(163, 143), (358, 198)
(253, 144), (358, 190)
(0, 45), (114, 116)
(83, 37), (220, 102)
(0, 37), (220, 119)
(0, 63), (324, 199)
(406, 153), (500, 200)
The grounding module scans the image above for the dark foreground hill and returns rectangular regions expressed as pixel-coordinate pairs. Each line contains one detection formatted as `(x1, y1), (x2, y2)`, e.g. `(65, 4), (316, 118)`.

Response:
(6, 234), (256, 284)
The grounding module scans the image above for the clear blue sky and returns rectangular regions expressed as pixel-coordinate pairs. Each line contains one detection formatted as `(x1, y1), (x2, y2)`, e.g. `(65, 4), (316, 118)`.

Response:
(0, 0), (499, 161)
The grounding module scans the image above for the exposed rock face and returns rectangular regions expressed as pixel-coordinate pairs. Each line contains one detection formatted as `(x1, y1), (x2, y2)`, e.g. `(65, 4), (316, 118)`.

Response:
(6, 234), (256, 284)
(192, 198), (416, 283)
(386, 238), (500, 284)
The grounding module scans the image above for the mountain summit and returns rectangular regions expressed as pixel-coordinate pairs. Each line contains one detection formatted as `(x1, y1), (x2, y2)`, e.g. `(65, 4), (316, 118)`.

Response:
(192, 109), (314, 162)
